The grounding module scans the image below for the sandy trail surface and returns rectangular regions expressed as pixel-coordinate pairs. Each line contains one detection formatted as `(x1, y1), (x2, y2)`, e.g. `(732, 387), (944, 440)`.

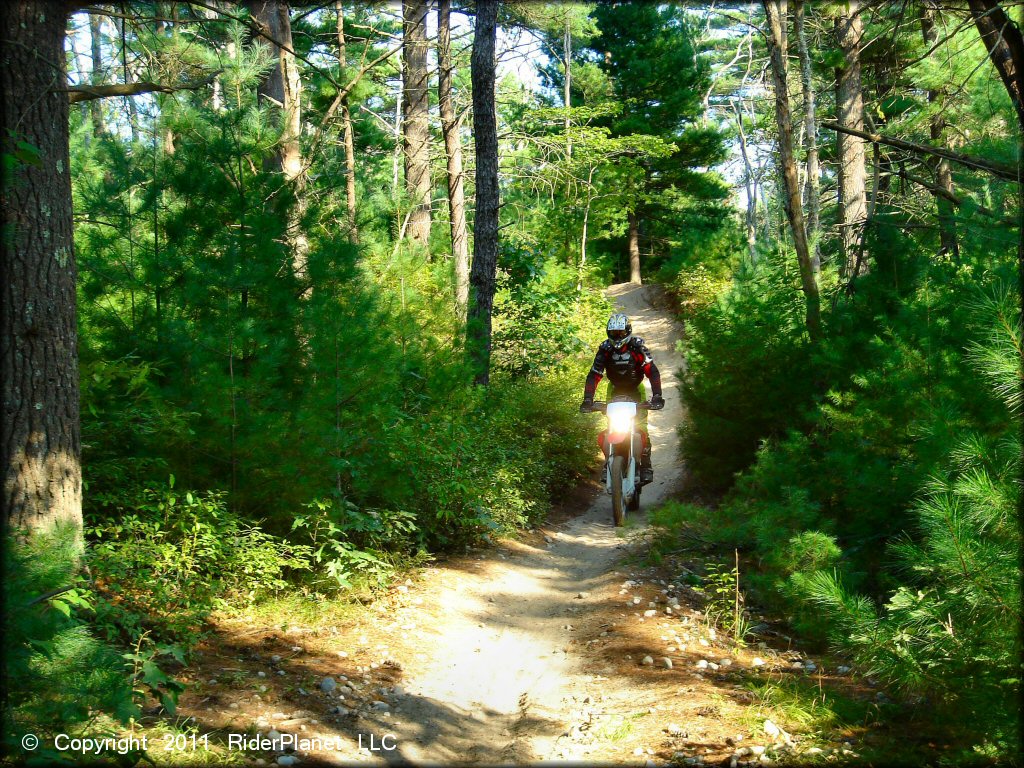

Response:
(352, 283), (687, 764)
(181, 284), (925, 767)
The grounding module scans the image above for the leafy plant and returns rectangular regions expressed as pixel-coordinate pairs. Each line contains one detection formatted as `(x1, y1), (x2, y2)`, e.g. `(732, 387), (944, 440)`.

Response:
(86, 479), (312, 648)
(700, 552), (754, 646)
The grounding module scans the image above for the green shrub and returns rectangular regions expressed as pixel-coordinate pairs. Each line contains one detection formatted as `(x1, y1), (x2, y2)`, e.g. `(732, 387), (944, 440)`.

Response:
(801, 289), (1022, 754)
(3, 526), (137, 763)
(86, 480), (312, 648)
(679, 247), (816, 489)
(292, 499), (419, 591)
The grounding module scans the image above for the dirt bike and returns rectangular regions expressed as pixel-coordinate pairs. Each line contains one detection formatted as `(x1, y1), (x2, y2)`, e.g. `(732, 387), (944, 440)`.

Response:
(583, 397), (652, 526)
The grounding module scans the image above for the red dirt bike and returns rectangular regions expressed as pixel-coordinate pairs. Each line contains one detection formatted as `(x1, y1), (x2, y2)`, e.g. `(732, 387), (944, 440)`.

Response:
(583, 397), (652, 526)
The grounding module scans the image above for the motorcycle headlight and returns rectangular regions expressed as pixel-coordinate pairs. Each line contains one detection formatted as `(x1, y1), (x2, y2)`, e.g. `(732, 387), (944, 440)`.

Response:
(609, 411), (633, 434)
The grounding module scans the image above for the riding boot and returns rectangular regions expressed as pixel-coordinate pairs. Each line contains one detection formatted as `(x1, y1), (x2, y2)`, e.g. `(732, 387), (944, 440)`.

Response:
(640, 448), (654, 484)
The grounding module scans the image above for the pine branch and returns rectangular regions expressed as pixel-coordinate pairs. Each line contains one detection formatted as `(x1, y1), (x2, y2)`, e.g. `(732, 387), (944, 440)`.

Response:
(61, 70), (222, 103)
(821, 121), (1020, 181)
(896, 167), (1016, 225)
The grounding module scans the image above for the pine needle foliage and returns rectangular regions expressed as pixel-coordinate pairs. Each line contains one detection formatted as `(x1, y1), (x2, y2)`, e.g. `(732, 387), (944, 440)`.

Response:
(802, 289), (1021, 754)
(2, 527), (137, 761)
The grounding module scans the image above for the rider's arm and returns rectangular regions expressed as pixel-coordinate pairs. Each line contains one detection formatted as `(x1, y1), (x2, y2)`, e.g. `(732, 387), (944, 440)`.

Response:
(583, 344), (609, 401)
(645, 359), (662, 398)
(634, 339), (662, 397)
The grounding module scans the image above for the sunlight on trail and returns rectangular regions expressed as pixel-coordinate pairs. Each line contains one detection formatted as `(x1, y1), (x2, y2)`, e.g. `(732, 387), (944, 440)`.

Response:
(360, 283), (690, 763)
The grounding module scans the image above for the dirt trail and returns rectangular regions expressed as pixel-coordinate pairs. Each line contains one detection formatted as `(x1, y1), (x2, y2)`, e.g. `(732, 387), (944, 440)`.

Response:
(360, 283), (686, 764)
(179, 284), (925, 766)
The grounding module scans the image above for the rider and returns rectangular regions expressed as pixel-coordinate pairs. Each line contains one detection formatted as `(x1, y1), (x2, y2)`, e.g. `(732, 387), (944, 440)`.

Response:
(580, 313), (665, 484)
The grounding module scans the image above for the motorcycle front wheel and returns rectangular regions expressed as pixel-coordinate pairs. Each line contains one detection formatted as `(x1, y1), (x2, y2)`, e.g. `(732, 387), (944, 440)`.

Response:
(610, 455), (627, 526)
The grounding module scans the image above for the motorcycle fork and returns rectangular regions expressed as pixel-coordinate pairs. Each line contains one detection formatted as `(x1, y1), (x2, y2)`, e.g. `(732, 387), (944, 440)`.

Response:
(605, 422), (637, 491)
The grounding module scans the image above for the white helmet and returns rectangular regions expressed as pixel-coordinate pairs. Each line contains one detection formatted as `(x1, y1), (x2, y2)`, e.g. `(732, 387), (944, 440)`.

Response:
(606, 313), (632, 349)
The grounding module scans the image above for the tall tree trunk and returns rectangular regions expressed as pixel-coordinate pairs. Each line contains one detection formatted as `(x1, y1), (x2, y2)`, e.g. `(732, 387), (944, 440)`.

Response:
(114, 13), (138, 143)
(89, 12), (106, 136)
(627, 210), (642, 284)
(1, 2), (82, 538)
(733, 100), (757, 263)
(763, 0), (823, 342)
(468, 0), (499, 386)
(967, 0), (1024, 309)
(795, 0), (820, 274)
(402, 0), (431, 246)
(564, 14), (573, 185)
(920, 1), (959, 259)
(438, 0), (469, 319)
(336, 2), (358, 241)
(247, 0), (308, 280)
(835, 0), (868, 278)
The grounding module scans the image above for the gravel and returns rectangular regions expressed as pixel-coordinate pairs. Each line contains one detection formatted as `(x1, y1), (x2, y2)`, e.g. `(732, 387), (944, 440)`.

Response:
(319, 677), (337, 693)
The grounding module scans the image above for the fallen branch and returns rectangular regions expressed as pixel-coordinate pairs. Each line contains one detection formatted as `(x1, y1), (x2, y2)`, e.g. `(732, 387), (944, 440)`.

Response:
(821, 121), (1019, 182)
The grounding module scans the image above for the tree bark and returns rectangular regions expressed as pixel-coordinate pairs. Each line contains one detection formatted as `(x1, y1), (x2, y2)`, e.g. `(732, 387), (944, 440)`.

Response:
(795, 0), (820, 274)
(968, 0), (1024, 131)
(438, 0), (469, 319)
(627, 210), (642, 284)
(763, 0), (823, 342)
(336, 2), (358, 241)
(920, 1), (959, 259)
(1, 1), (82, 538)
(835, 0), (868, 278)
(247, 0), (308, 280)
(402, 0), (432, 246)
(89, 12), (106, 136)
(468, 0), (499, 386)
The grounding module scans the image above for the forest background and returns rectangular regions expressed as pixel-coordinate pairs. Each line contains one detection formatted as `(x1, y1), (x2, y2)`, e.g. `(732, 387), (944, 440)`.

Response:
(1, 0), (1021, 763)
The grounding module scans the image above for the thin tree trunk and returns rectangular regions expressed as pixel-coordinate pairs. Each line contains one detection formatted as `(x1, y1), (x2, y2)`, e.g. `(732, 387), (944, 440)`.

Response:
(795, 0), (820, 274)
(393, 78), (401, 203)
(115, 13), (138, 143)
(89, 13), (106, 136)
(438, 0), (469, 318)
(336, 2), (358, 240)
(247, 0), (308, 280)
(835, 0), (868, 278)
(1, 2), (82, 537)
(564, 15), (572, 170)
(403, 0), (432, 246)
(733, 100), (757, 263)
(919, 1), (958, 259)
(627, 210), (642, 284)
(467, 0), (499, 386)
(763, 0), (823, 342)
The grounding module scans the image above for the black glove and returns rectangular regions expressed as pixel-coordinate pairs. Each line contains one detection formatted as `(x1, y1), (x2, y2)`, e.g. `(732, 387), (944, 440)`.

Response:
(649, 394), (665, 410)
(580, 399), (594, 413)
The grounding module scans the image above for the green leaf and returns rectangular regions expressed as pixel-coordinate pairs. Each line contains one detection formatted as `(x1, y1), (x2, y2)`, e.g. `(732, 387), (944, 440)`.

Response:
(141, 660), (169, 687)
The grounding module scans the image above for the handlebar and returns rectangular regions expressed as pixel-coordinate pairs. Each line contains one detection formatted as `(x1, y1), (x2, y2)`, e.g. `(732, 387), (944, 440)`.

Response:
(583, 400), (653, 414)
